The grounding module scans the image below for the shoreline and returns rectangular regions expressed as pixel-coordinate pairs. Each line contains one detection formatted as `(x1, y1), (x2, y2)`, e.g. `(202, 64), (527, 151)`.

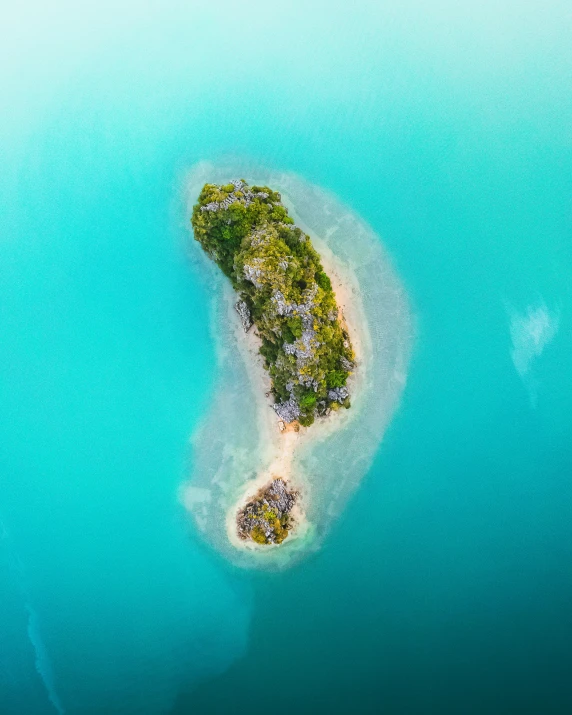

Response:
(224, 221), (371, 552)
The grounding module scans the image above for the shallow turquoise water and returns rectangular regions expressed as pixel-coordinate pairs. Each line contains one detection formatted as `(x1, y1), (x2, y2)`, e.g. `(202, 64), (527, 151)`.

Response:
(1, 2), (571, 713)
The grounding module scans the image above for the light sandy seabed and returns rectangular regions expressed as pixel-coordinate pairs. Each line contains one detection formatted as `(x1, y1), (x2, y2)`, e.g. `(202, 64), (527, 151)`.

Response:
(181, 161), (413, 570)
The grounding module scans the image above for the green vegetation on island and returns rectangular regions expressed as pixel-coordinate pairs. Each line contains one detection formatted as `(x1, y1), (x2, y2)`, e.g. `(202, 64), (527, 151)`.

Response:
(236, 479), (298, 545)
(192, 179), (355, 428)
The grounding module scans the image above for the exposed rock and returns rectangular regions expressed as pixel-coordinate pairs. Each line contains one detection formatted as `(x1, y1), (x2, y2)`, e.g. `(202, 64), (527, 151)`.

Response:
(236, 478), (299, 545)
(234, 300), (252, 332)
(298, 375), (319, 391)
(340, 356), (354, 371)
(271, 285), (317, 319)
(200, 179), (268, 213)
(273, 397), (300, 423)
(243, 259), (266, 288)
(328, 386), (349, 403)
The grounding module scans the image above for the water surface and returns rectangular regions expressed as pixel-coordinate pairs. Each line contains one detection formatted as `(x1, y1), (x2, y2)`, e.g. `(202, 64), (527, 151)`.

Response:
(1, 1), (571, 713)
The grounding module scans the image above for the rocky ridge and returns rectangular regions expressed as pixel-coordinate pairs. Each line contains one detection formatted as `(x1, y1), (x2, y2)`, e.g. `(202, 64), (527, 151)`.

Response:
(236, 478), (298, 545)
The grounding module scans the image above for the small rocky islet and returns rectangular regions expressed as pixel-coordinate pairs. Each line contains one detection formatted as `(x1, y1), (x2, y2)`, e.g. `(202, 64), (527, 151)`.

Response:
(191, 179), (355, 546)
(236, 479), (298, 545)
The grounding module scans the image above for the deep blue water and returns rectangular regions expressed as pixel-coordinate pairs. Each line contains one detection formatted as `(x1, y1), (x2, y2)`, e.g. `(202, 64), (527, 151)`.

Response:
(1, 2), (571, 713)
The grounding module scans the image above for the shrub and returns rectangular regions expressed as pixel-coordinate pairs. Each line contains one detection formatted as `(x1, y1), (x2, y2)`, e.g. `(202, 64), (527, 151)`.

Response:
(299, 413), (315, 427)
(326, 370), (348, 388)
(299, 393), (317, 410)
(315, 270), (332, 292)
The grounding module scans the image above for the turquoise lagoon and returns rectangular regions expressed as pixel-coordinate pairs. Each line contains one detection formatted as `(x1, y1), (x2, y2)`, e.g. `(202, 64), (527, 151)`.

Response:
(1, 1), (571, 713)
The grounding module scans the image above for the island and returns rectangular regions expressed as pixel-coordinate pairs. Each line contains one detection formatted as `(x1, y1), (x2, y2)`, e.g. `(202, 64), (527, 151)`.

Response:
(236, 479), (298, 545)
(191, 179), (355, 546)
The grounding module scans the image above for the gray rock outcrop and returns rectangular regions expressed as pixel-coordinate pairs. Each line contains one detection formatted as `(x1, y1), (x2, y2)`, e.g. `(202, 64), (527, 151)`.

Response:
(234, 300), (252, 332)
(273, 397), (300, 423)
(328, 386), (349, 403)
(236, 478), (299, 544)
